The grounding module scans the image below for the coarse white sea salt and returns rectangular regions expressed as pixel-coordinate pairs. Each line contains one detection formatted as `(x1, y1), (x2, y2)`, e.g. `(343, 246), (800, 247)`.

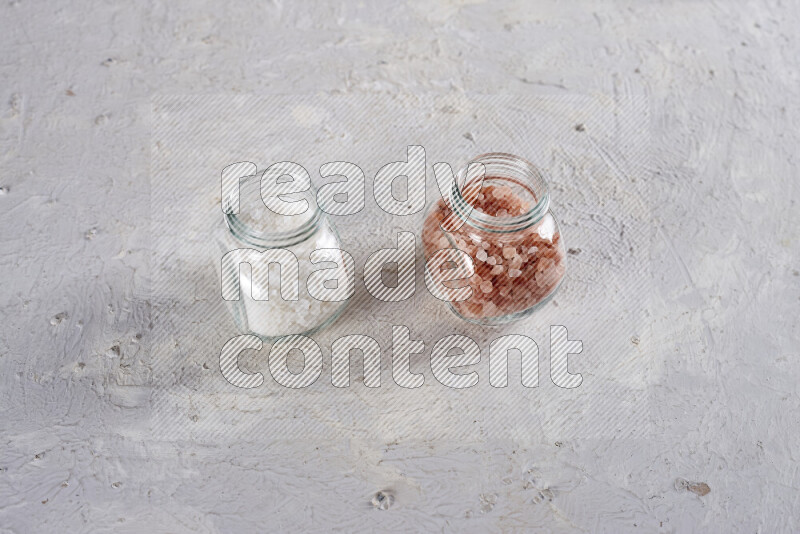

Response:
(218, 175), (349, 339)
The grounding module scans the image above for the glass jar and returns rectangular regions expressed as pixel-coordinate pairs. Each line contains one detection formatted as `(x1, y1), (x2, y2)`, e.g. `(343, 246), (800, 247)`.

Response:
(215, 172), (350, 340)
(422, 153), (566, 325)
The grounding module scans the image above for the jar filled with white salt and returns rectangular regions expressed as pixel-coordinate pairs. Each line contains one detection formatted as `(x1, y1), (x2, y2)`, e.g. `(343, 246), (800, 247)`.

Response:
(215, 169), (350, 340)
(422, 153), (567, 325)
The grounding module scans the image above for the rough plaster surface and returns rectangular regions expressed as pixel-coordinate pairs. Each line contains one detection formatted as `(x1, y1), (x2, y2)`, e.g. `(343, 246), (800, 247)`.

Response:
(0, 1), (798, 532)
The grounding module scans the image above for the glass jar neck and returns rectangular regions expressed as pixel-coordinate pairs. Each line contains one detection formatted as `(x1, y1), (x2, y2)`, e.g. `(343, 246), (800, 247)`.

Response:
(223, 173), (323, 248)
(449, 152), (551, 234)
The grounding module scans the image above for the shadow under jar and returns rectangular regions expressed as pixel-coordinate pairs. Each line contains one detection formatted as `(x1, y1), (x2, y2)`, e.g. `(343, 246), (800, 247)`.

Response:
(422, 153), (566, 325)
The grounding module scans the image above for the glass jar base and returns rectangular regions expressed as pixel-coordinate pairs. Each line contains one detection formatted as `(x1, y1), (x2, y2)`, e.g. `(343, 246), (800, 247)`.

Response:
(447, 280), (562, 326)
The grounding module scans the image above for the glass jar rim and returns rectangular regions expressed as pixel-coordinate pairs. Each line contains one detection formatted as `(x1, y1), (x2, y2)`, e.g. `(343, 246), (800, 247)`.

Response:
(223, 172), (323, 248)
(449, 152), (551, 234)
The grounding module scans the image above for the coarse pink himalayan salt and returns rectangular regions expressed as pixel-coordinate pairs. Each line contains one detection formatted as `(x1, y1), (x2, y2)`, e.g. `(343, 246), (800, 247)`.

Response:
(422, 182), (565, 320)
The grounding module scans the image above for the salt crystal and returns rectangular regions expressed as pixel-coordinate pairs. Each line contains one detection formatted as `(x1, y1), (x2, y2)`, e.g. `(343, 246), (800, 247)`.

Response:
(508, 269), (522, 278)
(536, 270), (556, 287)
(491, 265), (504, 275)
(476, 249), (488, 262)
(502, 247), (516, 259)
(480, 281), (493, 293)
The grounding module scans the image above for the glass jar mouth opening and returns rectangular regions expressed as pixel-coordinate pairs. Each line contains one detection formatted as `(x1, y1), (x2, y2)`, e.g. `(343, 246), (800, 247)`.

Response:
(450, 152), (551, 233)
(223, 172), (323, 248)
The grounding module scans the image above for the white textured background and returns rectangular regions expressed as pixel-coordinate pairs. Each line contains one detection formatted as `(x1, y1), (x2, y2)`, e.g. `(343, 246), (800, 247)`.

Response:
(0, 1), (798, 532)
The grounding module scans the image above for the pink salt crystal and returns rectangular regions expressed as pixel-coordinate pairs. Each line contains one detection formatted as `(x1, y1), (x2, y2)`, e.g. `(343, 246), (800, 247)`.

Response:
(487, 256), (497, 266)
(502, 246), (516, 259)
(535, 269), (557, 288)
(508, 268), (522, 278)
(509, 255), (523, 270)
(481, 241), (490, 250)
(476, 249), (488, 262)
(437, 236), (450, 248)
(483, 301), (498, 316)
(480, 281), (493, 293)
(498, 286), (510, 297)
(492, 254), (502, 265)
(497, 209), (508, 217)
(490, 265), (504, 275)
(471, 274), (483, 285)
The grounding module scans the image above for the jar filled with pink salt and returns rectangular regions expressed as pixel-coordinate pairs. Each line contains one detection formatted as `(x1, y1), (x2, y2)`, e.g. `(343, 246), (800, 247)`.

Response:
(422, 153), (566, 325)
